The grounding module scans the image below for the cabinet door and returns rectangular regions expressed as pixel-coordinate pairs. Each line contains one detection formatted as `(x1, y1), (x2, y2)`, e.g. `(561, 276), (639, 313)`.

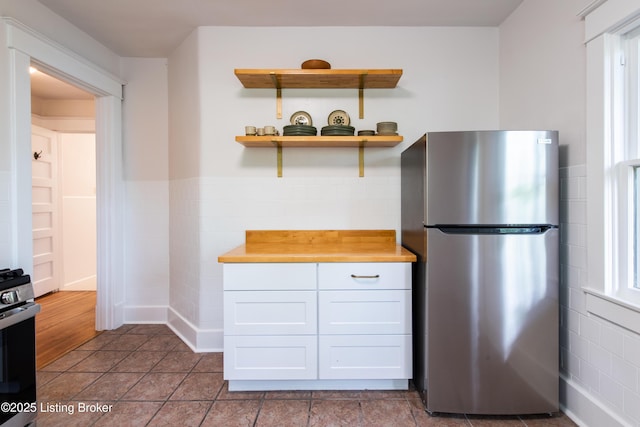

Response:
(224, 335), (317, 380)
(319, 335), (412, 380)
(225, 290), (317, 335)
(318, 263), (410, 290)
(318, 290), (411, 335)
(224, 263), (316, 290)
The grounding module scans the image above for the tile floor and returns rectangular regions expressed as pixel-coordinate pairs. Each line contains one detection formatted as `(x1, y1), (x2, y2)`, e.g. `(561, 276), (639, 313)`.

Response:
(36, 324), (577, 426)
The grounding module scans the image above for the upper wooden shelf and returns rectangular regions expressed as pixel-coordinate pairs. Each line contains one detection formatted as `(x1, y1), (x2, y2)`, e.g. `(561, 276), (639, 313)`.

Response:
(234, 69), (403, 89)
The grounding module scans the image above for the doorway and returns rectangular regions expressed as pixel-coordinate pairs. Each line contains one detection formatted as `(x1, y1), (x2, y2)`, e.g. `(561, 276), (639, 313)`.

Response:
(31, 67), (97, 298)
(5, 19), (125, 332)
(30, 68), (100, 365)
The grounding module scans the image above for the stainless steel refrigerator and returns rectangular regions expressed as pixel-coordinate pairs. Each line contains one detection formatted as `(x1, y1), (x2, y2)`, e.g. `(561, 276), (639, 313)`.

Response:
(401, 131), (559, 415)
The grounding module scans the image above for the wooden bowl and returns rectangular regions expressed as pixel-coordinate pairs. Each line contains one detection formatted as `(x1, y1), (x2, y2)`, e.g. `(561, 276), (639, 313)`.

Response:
(301, 59), (331, 69)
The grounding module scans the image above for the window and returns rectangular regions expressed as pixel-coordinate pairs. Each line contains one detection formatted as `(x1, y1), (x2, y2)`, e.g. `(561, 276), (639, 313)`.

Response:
(615, 27), (640, 304)
(584, 0), (640, 334)
(628, 30), (640, 291)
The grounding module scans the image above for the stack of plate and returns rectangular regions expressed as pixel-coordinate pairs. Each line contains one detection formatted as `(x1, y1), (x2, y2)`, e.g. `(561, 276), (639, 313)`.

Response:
(377, 121), (398, 135)
(283, 125), (317, 136)
(321, 125), (355, 136)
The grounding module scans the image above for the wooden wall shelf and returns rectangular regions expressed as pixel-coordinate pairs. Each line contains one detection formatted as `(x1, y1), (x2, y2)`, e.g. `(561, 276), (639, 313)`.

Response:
(235, 135), (403, 177)
(235, 135), (403, 147)
(234, 68), (403, 119)
(234, 69), (403, 89)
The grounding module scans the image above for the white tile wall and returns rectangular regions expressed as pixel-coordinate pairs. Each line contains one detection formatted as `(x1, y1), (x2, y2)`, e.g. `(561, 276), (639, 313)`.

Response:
(124, 180), (170, 307)
(169, 178), (202, 326)
(561, 165), (640, 426)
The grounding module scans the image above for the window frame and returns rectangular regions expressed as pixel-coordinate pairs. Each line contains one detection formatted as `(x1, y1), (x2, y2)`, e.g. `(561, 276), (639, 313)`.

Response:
(584, 2), (640, 331)
(613, 27), (640, 306)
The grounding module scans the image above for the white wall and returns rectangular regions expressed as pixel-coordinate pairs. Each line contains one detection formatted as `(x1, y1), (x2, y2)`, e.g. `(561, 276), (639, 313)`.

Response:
(59, 133), (96, 291)
(165, 26), (500, 349)
(167, 30), (203, 345)
(499, 0), (586, 168)
(120, 57), (171, 321)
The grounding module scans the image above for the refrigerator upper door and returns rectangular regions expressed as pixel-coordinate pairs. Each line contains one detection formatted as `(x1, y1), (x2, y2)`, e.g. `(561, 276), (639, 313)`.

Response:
(425, 130), (558, 226)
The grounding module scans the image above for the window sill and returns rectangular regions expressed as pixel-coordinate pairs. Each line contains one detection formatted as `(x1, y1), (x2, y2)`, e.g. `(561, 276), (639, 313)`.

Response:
(583, 288), (640, 334)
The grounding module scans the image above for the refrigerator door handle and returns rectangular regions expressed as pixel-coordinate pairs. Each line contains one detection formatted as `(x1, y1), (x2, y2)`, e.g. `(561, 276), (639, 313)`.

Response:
(425, 225), (557, 235)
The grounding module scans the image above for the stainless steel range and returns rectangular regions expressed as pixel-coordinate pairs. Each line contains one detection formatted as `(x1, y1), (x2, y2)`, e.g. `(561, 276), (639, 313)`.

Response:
(0, 269), (40, 427)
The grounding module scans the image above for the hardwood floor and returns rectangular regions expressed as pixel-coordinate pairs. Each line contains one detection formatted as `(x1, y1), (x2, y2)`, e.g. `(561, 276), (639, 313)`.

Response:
(35, 290), (100, 369)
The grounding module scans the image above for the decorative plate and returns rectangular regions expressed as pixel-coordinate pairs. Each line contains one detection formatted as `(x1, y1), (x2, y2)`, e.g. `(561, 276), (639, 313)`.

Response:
(290, 111), (313, 126)
(328, 110), (350, 126)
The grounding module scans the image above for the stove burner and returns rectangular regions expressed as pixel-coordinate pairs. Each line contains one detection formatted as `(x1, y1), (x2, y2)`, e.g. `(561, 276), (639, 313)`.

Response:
(0, 269), (31, 292)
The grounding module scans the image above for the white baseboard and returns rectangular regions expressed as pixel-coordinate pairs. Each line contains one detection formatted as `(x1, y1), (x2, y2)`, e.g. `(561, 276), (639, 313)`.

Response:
(123, 305), (222, 352)
(561, 374), (633, 427)
(166, 307), (223, 353)
(61, 275), (97, 291)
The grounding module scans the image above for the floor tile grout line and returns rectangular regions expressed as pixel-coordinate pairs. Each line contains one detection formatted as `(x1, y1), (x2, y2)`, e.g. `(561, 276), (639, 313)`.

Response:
(37, 325), (575, 427)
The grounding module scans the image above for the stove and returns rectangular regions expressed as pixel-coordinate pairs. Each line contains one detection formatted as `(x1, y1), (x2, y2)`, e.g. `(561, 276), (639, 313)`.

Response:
(0, 268), (40, 427)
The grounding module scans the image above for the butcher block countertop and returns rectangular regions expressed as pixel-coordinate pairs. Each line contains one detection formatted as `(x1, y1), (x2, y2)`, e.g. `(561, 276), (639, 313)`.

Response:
(218, 230), (417, 263)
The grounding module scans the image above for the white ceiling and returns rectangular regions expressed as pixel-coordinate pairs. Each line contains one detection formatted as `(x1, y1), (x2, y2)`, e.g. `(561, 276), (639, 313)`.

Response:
(31, 68), (93, 100)
(36, 0), (524, 57)
(31, 0), (523, 100)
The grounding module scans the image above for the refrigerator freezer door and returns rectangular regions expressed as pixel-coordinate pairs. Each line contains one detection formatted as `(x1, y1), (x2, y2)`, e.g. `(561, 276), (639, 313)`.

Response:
(425, 227), (559, 415)
(426, 131), (558, 226)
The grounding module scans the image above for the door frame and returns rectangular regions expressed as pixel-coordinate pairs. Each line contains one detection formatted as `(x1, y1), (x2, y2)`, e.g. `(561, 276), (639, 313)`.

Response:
(4, 18), (124, 330)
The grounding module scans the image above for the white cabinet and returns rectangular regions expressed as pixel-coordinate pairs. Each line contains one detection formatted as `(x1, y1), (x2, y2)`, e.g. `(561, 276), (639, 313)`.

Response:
(222, 262), (412, 390)
(224, 290), (317, 335)
(318, 263), (412, 380)
(319, 335), (412, 380)
(224, 335), (318, 380)
(223, 263), (317, 381)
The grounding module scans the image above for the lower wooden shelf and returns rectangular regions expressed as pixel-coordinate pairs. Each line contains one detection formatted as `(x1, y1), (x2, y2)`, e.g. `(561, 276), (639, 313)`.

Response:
(235, 135), (403, 147)
(234, 135), (404, 177)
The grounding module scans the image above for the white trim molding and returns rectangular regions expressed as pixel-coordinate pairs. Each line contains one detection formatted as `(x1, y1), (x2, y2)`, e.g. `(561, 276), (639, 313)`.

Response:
(578, 0), (608, 19)
(561, 374), (633, 427)
(584, 288), (640, 334)
(582, 0), (640, 42)
(2, 18), (125, 330)
(3, 18), (122, 98)
(168, 307), (223, 353)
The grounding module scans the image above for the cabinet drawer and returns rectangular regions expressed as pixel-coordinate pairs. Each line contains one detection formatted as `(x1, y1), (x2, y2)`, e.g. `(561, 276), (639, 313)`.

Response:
(224, 263), (316, 290)
(319, 335), (412, 380)
(319, 290), (411, 335)
(318, 263), (410, 290)
(224, 291), (317, 335)
(224, 335), (317, 380)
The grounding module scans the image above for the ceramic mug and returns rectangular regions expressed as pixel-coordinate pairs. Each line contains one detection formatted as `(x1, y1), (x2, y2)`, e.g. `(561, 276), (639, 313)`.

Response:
(264, 125), (276, 135)
(257, 127), (265, 136)
(245, 125), (256, 135)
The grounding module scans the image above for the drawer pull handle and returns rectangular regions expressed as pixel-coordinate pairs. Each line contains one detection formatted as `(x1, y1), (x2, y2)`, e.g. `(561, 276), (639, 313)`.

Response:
(350, 274), (380, 279)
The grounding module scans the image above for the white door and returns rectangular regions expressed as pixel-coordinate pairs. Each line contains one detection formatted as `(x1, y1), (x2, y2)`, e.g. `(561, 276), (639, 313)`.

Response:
(31, 125), (60, 297)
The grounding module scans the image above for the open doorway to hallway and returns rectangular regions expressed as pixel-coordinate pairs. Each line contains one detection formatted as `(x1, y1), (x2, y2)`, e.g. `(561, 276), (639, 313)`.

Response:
(30, 66), (100, 367)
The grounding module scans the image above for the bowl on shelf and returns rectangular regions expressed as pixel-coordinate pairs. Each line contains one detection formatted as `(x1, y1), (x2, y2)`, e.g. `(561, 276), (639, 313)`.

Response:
(376, 121), (398, 135)
(301, 59), (331, 69)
